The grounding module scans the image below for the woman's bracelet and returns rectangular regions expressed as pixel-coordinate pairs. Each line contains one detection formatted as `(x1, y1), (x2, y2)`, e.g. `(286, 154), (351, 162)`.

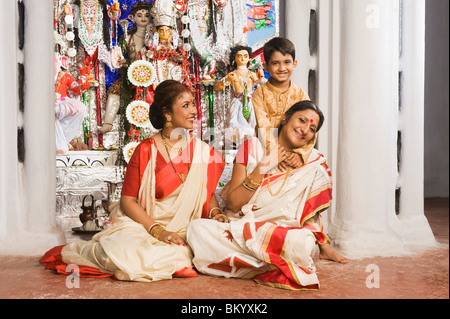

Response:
(242, 175), (262, 192)
(246, 175), (262, 188)
(242, 180), (258, 192)
(209, 207), (222, 219)
(148, 223), (165, 239)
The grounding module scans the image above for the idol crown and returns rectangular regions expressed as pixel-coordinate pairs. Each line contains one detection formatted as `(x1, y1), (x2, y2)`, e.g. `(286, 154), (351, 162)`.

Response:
(150, 0), (178, 28)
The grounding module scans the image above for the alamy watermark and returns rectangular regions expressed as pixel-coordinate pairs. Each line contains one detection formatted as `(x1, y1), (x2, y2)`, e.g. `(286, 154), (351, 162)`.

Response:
(365, 264), (380, 288)
(65, 264), (80, 289)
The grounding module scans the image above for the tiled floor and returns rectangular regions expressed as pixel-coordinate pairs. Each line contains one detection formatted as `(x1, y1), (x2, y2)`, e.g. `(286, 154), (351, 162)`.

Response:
(0, 198), (448, 301)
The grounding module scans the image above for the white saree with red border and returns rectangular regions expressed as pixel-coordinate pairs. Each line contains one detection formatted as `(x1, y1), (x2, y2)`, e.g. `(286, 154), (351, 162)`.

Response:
(187, 138), (332, 290)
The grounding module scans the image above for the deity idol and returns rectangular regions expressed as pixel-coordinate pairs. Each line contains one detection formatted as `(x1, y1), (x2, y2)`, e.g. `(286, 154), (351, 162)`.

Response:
(214, 45), (264, 145)
(146, 0), (191, 87)
(98, 0), (153, 133)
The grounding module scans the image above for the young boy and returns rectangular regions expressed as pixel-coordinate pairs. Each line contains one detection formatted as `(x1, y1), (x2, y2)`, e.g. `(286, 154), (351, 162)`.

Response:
(252, 37), (314, 167)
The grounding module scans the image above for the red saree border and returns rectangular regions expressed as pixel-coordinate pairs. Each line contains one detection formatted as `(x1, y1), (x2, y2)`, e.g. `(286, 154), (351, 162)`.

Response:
(39, 245), (113, 278)
(248, 223), (319, 290)
(300, 183), (332, 226)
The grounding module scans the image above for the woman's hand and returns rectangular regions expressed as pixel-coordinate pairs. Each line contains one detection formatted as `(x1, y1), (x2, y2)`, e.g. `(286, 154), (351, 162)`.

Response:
(212, 212), (230, 223)
(159, 230), (186, 246)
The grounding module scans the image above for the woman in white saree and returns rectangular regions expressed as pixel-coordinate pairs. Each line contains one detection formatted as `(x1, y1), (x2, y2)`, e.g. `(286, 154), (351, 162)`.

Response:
(41, 80), (225, 282)
(187, 100), (348, 290)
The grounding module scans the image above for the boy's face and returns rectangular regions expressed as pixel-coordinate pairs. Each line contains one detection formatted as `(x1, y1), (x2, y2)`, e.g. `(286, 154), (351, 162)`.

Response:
(263, 51), (297, 86)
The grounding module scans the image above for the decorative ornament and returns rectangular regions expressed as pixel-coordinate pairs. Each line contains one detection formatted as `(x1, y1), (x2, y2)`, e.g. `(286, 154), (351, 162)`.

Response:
(181, 15), (190, 24)
(65, 31), (75, 41)
(127, 60), (156, 87)
(151, 0), (178, 28)
(214, 0), (229, 7)
(172, 31), (179, 49)
(107, 2), (121, 20)
(126, 100), (150, 128)
(175, 0), (188, 13)
(123, 141), (140, 163)
(67, 48), (77, 57)
(181, 29), (190, 38)
(183, 43), (191, 52)
(64, 14), (74, 25)
(242, 84), (250, 120)
(79, 0), (104, 56)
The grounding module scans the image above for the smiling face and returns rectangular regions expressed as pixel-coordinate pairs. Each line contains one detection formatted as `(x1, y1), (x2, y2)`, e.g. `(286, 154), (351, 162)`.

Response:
(263, 51), (297, 87)
(165, 90), (197, 131)
(279, 109), (319, 149)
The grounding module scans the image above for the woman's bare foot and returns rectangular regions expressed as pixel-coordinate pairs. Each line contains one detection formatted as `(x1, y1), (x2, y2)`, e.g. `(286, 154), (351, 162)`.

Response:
(319, 242), (349, 264)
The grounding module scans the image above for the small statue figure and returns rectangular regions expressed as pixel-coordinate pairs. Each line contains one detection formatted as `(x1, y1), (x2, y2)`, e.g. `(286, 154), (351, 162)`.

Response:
(214, 45), (264, 145)
(54, 54), (92, 153)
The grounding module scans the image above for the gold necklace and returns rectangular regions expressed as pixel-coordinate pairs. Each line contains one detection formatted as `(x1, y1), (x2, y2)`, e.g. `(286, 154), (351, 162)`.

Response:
(161, 132), (187, 154)
(161, 133), (189, 183)
(267, 168), (291, 197)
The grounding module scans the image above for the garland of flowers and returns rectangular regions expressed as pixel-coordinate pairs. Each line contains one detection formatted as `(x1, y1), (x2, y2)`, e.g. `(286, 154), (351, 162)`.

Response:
(147, 46), (194, 87)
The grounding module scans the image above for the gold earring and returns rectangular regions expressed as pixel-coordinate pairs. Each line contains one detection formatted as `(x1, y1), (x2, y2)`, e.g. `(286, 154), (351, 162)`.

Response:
(165, 114), (173, 128)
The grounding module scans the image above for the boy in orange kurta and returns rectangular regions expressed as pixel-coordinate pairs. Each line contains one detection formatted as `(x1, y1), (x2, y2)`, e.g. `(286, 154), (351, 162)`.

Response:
(252, 37), (315, 166)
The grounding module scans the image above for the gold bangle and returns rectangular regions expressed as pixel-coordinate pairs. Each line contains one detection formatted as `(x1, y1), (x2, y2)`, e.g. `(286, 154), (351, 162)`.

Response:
(147, 223), (160, 233)
(209, 207), (222, 219)
(242, 180), (258, 192)
(149, 224), (165, 240)
(244, 175), (262, 189)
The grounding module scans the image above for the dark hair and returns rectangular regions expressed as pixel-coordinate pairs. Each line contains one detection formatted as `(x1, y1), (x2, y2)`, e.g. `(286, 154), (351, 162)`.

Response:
(149, 80), (192, 129)
(130, 1), (152, 15)
(280, 100), (324, 132)
(263, 37), (296, 63)
(229, 45), (252, 71)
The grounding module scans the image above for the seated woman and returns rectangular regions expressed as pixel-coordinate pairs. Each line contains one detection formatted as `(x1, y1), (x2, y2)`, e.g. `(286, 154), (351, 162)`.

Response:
(187, 100), (348, 290)
(41, 80), (225, 282)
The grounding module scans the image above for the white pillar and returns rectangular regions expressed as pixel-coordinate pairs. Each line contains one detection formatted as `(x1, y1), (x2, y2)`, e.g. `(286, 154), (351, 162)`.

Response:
(328, 0), (436, 258)
(396, 0), (435, 246)
(0, 0), (65, 256)
(0, 0), (22, 242)
(285, 0), (311, 90)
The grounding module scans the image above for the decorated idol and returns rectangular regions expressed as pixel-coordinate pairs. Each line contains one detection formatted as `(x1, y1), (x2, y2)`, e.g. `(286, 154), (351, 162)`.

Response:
(146, 0), (192, 87)
(98, 0), (153, 133)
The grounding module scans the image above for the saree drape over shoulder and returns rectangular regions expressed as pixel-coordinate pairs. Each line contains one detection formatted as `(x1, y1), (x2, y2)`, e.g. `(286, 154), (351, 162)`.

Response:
(187, 138), (332, 290)
(40, 137), (224, 282)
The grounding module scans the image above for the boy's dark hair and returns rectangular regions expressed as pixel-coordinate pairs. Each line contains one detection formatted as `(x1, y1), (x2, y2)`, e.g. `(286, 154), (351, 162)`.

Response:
(263, 37), (296, 63)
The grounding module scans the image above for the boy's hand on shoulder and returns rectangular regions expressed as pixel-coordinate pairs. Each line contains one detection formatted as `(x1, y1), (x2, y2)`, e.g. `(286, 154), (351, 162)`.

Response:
(281, 152), (303, 169)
